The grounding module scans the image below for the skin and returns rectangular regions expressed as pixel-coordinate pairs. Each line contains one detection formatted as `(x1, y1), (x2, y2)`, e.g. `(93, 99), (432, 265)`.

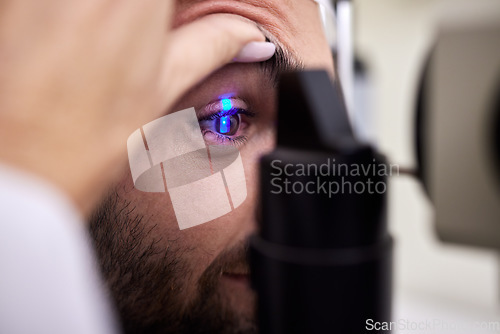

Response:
(0, 0), (333, 333)
(90, 1), (335, 333)
(0, 0), (266, 214)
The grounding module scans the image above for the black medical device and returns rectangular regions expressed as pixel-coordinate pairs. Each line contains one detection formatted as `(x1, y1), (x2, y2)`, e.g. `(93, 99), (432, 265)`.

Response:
(250, 70), (393, 333)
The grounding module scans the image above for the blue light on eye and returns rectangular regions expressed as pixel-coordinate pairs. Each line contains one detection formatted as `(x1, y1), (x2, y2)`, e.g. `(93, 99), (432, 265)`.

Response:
(219, 116), (230, 134)
(221, 99), (232, 111)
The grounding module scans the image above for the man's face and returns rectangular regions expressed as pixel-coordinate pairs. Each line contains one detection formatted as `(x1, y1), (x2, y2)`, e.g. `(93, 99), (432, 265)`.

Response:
(90, 1), (334, 333)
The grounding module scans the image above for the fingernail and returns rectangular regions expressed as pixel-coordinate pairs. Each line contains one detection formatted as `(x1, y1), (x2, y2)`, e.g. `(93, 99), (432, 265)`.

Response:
(234, 42), (276, 63)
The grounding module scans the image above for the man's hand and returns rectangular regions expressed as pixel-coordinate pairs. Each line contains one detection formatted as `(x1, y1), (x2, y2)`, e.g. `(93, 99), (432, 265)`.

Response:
(0, 0), (267, 215)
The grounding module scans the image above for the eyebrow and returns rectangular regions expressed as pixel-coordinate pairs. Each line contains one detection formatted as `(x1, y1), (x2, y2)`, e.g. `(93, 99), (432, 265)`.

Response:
(259, 34), (305, 87)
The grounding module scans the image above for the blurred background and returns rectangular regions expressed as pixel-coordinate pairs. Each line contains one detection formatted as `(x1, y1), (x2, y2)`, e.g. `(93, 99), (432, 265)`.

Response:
(351, 0), (500, 331)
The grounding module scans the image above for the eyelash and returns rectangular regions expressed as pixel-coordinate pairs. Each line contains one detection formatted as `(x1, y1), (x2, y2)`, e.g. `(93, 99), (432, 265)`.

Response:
(202, 131), (249, 146)
(199, 108), (255, 146)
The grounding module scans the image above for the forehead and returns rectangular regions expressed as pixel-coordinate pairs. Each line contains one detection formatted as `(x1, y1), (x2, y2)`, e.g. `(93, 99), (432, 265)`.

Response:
(173, 0), (334, 72)
(175, 2), (319, 46)
(176, 0), (296, 8)
(173, 0), (317, 31)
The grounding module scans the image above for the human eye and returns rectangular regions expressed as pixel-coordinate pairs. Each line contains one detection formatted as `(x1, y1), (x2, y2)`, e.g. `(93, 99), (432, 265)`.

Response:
(198, 99), (255, 146)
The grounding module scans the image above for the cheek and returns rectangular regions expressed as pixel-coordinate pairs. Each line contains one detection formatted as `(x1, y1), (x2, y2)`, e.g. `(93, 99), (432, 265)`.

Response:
(118, 171), (177, 231)
(241, 124), (275, 184)
(113, 172), (218, 300)
(114, 129), (275, 283)
(114, 167), (241, 278)
(234, 130), (275, 231)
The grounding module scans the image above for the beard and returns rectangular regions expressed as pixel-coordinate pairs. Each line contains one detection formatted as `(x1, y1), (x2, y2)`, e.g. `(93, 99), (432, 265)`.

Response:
(88, 191), (257, 334)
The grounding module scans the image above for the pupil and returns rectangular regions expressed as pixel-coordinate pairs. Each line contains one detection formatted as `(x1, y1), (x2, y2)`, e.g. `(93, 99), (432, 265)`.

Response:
(219, 116), (230, 134)
(217, 114), (239, 136)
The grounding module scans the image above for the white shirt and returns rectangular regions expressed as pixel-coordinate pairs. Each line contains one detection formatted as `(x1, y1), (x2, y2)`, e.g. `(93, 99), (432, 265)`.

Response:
(0, 165), (119, 334)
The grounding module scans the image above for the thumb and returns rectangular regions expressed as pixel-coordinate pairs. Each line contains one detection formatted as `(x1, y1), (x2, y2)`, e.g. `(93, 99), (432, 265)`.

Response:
(159, 14), (274, 112)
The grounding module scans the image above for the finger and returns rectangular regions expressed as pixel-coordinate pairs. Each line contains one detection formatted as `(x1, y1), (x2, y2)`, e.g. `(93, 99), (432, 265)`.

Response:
(233, 41), (276, 63)
(158, 14), (274, 113)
